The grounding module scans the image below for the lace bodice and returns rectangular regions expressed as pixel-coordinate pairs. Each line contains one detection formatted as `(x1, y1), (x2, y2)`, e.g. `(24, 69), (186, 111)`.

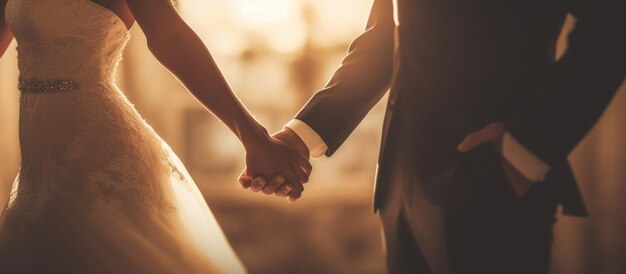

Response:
(1, 2), (246, 273)
(3, 0), (184, 219)
(5, 0), (129, 83)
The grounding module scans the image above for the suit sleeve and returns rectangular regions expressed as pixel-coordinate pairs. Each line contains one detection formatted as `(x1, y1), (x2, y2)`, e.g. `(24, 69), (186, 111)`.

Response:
(294, 0), (395, 157)
(505, 0), (626, 165)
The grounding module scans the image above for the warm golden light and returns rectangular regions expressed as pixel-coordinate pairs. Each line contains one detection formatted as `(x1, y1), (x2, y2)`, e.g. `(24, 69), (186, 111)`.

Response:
(1, 2), (625, 274)
(232, 0), (301, 27)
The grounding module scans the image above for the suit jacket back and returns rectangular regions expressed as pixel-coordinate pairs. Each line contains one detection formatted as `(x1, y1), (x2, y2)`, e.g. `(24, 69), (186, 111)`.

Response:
(296, 0), (625, 215)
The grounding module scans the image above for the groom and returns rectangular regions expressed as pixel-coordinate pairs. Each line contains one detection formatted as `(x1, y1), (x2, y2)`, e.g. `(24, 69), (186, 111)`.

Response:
(241, 0), (625, 273)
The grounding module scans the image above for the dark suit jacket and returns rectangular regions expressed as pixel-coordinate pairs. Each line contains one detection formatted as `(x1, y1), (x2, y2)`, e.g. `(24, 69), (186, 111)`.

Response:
(295, 0), (625, 215)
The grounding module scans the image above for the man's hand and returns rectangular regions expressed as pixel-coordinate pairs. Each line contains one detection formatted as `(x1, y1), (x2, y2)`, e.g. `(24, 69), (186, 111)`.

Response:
(457, 122), (533, 198)
(273, 128), (310, 159)
(240, 128), (311, 203)
(457, 123), (505, 153)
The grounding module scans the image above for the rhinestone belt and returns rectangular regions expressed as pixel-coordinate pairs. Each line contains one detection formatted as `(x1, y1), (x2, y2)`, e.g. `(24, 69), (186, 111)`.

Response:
(18, 77), (80, 93)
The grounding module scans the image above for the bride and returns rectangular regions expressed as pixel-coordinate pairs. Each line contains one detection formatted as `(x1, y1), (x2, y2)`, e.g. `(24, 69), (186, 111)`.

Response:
(0, 0), (311, 273)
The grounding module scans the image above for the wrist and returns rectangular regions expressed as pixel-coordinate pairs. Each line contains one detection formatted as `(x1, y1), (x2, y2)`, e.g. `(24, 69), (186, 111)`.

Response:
(274, 128), (309, 158)
(238, 119), (271, 150)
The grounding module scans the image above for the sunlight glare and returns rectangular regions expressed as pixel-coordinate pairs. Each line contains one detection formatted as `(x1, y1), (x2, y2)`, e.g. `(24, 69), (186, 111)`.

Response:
(233, 0), (301, 27)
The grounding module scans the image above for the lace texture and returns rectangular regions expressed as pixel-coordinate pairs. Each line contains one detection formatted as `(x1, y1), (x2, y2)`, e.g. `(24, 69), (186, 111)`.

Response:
(0, 1), (245, 273)
(5, 0), (177, 220)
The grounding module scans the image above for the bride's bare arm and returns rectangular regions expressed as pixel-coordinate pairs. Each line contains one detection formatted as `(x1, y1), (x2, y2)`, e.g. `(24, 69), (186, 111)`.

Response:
(0, 0), (14, 58)
(125, 0), (310, 194)
(126, 0), (260, 144)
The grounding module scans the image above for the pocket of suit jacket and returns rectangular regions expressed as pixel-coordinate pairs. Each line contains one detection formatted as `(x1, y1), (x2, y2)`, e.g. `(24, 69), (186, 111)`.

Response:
(448, 143), (519, 206)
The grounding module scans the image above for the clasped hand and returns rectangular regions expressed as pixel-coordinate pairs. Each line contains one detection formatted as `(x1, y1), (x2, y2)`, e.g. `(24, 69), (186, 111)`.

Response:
(241, 128), (311, 203)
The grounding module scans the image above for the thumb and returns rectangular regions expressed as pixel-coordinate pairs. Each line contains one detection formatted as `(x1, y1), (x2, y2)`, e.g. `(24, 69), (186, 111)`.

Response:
(457, 123), (504, 152)
(238, 169), (252, 189)
(457, 133), (481, 152)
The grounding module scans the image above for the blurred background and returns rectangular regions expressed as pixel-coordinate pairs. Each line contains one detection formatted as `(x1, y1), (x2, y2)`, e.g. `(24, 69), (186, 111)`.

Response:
(1, 0), (625, 273)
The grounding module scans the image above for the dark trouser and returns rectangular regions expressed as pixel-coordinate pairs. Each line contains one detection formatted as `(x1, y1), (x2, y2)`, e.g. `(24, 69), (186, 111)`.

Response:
(378, 149), (558, 274)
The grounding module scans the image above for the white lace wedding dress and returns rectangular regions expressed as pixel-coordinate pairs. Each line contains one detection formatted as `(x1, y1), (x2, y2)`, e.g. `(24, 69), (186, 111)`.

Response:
(0, 1), (246, 273)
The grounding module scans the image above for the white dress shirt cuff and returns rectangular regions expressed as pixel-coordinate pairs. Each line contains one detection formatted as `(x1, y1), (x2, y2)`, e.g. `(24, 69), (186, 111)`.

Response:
(285, 119), (329, 159)
(502, 132), (551, 182)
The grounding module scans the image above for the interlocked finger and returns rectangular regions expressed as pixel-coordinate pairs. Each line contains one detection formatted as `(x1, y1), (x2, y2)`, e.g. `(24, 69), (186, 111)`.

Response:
(250, 177), (268, 192)
(262, 174), (287, 195)
(275, 182), (294, 197)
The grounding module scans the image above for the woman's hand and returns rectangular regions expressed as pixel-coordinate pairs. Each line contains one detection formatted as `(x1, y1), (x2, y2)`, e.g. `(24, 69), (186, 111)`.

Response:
(239, 128), (311, 202)
(125, 0), (313, 200)
(243, 135), (312, 200)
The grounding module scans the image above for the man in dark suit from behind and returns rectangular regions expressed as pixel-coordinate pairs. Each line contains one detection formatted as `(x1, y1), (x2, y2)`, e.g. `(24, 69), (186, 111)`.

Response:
(242, 0), (625, 273)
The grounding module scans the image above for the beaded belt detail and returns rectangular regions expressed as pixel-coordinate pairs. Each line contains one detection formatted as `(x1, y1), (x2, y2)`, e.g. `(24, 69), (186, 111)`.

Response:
(18, 77), (80, 93)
